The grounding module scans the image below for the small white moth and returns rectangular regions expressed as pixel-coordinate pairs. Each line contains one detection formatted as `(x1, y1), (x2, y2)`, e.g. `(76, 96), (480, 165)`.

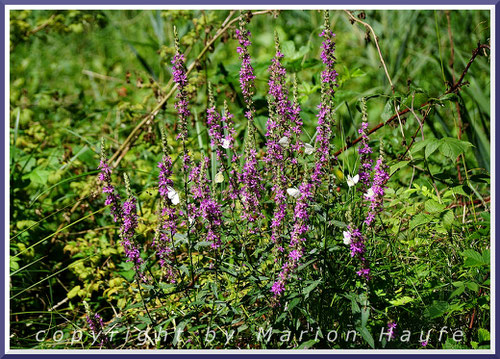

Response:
(214, 171), (224, 184)
(278, 136), (290, 148)
(346, 174), (359, 187)
(304, 143), (314, 155)
(221, 138), (231, 149)
(342, 231), (352, 245)
(286, 188), (301, 199)
(166, 186), (180, 205)
(364, 187), (375, 200)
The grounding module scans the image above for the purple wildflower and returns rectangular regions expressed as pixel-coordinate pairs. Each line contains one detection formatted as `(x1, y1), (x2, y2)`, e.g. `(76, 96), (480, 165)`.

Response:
(120, 175), (142, 270)
(154, 135), (178, 283)
(206, 89), (241, 204)
(270, 12), (338, 297)
(358, 99), (373, 191)
(271, 181), (313, 297)
(388, 322), (397, 339)
(236, 13), (264, 224)
(239, 149), (263, 223)
(235, 20), (256, 114)
(189, 157), (223, 248)
(265, 35), (301, 246)
(364, 150), (389, 227)
(97, 141), (121, 223)
(312, 11), (338, 186)
(346, 226), (371, 280)
(172, 27), (191, 170)
(85, 309), (108, 348)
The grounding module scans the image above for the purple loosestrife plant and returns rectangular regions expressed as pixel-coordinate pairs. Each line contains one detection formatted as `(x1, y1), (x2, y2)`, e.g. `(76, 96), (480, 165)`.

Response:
(358, 98), (373, 191)
(83, 301), (109, 348)
(271, 11), (338, 298)
(98, 142), (144, 279)
(98, 139), (121, 223)
(189, 157), (223, 249)
(206, 87), (241, 204)
(346, 226), (371, 280)
(364, 143), (389, 227)
(120, 173), (144, 279)
(271, 181), (314, 297)
(265, 35), (294, 247)
(153, 130), (178, 283)
(172, 26), (191, 171)
(236, 12), (263, 224)
(221, 102), (242, 202)
(311, 11), (338, 186)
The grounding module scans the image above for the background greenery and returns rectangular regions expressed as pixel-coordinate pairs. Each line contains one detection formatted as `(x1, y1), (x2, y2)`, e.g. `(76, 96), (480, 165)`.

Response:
(10, 9), (490, 349)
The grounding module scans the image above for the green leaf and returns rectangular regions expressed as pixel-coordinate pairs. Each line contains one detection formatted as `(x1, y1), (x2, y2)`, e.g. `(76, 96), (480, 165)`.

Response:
(482, 249), (490, 265)
(286, 297), (301, 312)
(356, 326), (375, 349)
(303, 279), (321, 298)
(361, 307), (370, 327)
(449, 285), (465, 300)
(425, 139), (440, 158)
(478, 328), (490, 343)
(297, 339), (317, 349)
(438, 137), (473, 160)
(411, 138), (431, 154)
(67, 285), (81, 299)
(462, 249), (488, 267)
(281, 41), (296, 59)
(439, 93), (459, 102)
(118, 269), (136, 282)
(410, 213), (431, 230)
(389, 296), (414, 306)
(389, 161), (409, 176)
(424, 301), (448, 319)
(26, 168), (50, 186)
(443, 210), (455, 227)
(350, 68), (366, 78)
(173, 321), (187, 346)
(10, 256), (19, 271)
(465, 282), (479, 293)
(425, 199), (446, 213)
(381, 100), (393, 121)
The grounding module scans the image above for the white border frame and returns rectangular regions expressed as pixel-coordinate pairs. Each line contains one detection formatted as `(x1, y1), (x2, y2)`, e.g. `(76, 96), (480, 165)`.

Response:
(5, 4), (495, 355)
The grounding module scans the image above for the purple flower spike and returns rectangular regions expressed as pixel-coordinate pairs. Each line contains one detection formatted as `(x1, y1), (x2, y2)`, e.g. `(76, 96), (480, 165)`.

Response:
(154, 138), (178, 283)
(97, 148), (121, 223)
(172, 27), (191, 170)
(312, 11), (338, 186)
(236, 14), (264, 224)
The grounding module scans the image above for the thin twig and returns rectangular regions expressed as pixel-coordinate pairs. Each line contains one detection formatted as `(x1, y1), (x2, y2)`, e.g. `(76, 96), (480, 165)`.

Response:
(27, 14), (56, 36)
(109, 10), (273, 168)
(333, 43), (489, 159)
(52, 10), (272, 240)
(344, 10), (394, 93)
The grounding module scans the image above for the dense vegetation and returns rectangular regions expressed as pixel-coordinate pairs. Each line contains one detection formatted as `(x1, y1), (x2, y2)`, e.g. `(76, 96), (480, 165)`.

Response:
(9, 9), (491, 350)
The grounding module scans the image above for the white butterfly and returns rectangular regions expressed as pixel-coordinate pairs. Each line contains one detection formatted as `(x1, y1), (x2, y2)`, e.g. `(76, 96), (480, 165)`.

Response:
(346, 174), (359, 187)
(364, 187), (375, 200)
(221, 138), (231, 149)
(343, 231), (352, 245)
(304, 143), (314, 155)
(278, 136), (290, 148)
(214, 171), (224, 183)
(166, 186), (180, 205)
(286, 188), (301, 199)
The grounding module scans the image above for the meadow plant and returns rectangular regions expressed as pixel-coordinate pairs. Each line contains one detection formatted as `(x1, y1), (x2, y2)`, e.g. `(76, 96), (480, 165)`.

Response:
(87, 9), (490, 349)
